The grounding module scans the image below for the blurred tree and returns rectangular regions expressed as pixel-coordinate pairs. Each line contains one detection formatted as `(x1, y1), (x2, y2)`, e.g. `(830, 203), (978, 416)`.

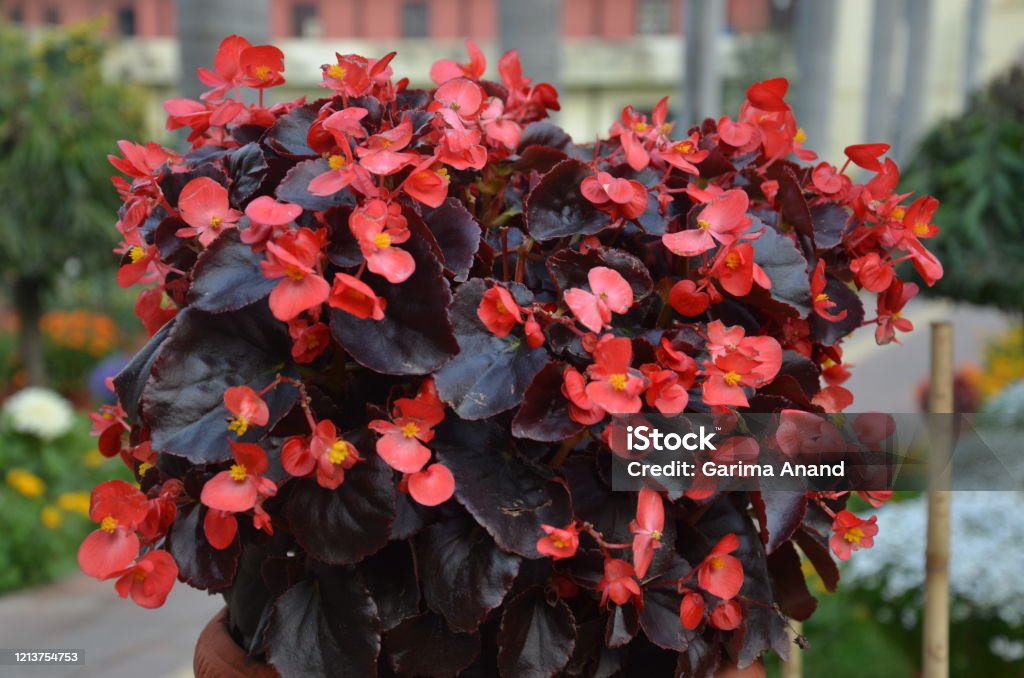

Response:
(902, 67), (1024, 313)
(0, 22), (145, 385)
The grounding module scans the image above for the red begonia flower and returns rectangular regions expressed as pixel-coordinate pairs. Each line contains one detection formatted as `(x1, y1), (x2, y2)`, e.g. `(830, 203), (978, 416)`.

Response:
(245, 196), (302, 227)
(430, 39), (487, 84)
(585, 336), (645, 414)
(349, 200), (416, 284)
(201, 441), (274, 513)
(113, 550), (178, 609)
(480, 98), (522, 149)
(829, 510), (878, 561)
(196, 35), (251, 99)
(850, 252), (894, 293)
(661, 132), (709, 175)
(288, 319), (330, 363)
(844, 143), (890, 172)
(357, 119), (416, 175)
(697, 533), (744, 600)
(406, 463), (455, 506)
(597, 558), (642, 606)
(403, 166), (450, 208)
(329, 272), (387, 320)
(564, 266), (634, 333)
(175, 177), (242, 247)
(662, 188), (752, 256)
(203, 509), (238, 550)
(478, 284), (523, 337)
(239, 45), (286, 88)
(261, 227), (330, 321)
(669, 279), (711, 317)
(369, 383), (445, 474)
(536, 523), (580, 560)
(580, 172), (648, 220)
(811, 259), (848, 322)
(434, 78), (485, 125)
(680, 591), (706, 630)
(709, 599), (743, 630)
(563, 367), (607, 425)
(78, 480), (149, 579)
(224, 385), (269, 437)
(717, 116), (754, 147)
(712, 243), (770, 297)
(630, 487), (664, 578)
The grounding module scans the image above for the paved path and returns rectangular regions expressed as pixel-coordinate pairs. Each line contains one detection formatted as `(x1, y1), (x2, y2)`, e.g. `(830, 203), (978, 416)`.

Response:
(0, 299), (1011, 678)
(0, 575), (221, 678)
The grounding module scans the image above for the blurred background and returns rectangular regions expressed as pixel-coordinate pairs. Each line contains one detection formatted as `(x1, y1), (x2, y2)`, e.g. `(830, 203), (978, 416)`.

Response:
(0, 1), (1022, 676)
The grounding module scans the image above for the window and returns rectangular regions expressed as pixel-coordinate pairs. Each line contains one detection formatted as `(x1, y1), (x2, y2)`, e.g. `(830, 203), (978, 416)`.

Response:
(9, 4), (23, 23)
(43, 6), (59, 25)
(636, 0), (671, 35)
(292, 3), (321, 38)
(401, 1), (430, 38)
(116, 7), (136, 36)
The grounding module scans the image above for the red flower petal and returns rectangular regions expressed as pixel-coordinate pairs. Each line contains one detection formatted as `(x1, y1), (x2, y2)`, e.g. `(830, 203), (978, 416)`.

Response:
(407, 463), (455, 506)
(78, 528), (140, 579)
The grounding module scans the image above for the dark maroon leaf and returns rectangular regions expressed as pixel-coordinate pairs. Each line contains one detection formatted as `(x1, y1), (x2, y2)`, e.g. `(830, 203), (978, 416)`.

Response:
(330, 233), (458, 376)
(323, 206), (361, 267)
(266, 569), (380, 678)
(511, 361), (585, 442)
(497, 588), (576, 678)
(434, 279), (548, 419)
(516, 122), (573, 152)
(794, 502), (841, 592)
(810, 203), (852, 250)
(265, 103), (320, 158)
(225, 142), (269, 205)
(766, 541), (817, 621)
(276, 158), (355, 212)
(698, 497), (790, 666)
(778, 350), (822, 398)
(413, 516), (522, 632)
(560, 455), (635, 544)
(751, 223), (812, 317)
(166, 503), (240, 592)
(159, 163), (226, 207)
(432, 417), (573, 558)
(605, 603), (639, 648)
(775, 167), (813, 236)
(188, 231), (275, 313)
(114, 318), (174, 424)
(286, 450), (396, 565)
(513, 146), (568, 174)
(141, 305), (299, 463)
(524, 159), (609, 241)
(383, 613), (481, 677)
(391, 491), (432, 540)
(419, 199), (482, 281)
(753, 490), (808, 554)
(810, 275), (865, 346)
(547, 246), (654, 301)
(639, 586), (690, 652)
(359, 541), (420, 632)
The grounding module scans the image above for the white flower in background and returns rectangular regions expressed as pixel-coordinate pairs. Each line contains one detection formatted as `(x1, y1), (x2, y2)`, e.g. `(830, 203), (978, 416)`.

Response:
(2, 387), (75, 441)
(843, 491), (1024, 628)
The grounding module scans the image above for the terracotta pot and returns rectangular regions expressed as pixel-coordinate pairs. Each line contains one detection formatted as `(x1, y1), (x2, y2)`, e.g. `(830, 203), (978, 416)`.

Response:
(194, 608), (278, 678)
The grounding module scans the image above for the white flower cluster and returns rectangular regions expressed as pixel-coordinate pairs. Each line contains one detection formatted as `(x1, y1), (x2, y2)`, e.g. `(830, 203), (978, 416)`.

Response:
(843, 491), (1024, 630)
(1, 387), (75, 441)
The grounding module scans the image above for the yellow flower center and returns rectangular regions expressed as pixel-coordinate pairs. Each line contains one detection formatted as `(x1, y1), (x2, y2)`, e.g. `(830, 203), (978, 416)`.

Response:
(209, 215), (223, 229)
(401, 422), (421, 439)
(891, 206), (907, 220)
(374, 233), (391, 249)
(100, 516), (119, 533)
(380, 138), (393, 149)
(651, 529), (663, 541)
(674, 141), (695, 155)
(697, 218), (712, 230)
(128, 246), (145, 263)
(609, 373), (629, 391)
(844, 527), (864, 544)
(551, 536), (570, 549)
(913, 222), (930, 236)
(229, 464), (248, 481)
(794, 128), (808, 143)
(725, 252), (741, 269)
(328, 154), (347, 170)
(285, 264), (305, 281)
(327, 64), (347, 80)
(328, 440), (351, 465)
(436, 167), (450, 183)
(227, 416), (249, 436)
(708, 555), (725, 570)
(138, 462), (154, 476)
(633, 122), (649, 133)
(723, 371), (742, 387)
(815, 293), (830, 303)
(255, 65), (273, 81)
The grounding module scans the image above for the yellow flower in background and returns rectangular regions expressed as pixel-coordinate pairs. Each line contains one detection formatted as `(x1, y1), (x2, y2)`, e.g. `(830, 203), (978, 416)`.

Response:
(84, 449), (106, 468)
(40, 506), (63, 529)
(57, 492), (91, 516)
(6, 469), (45, 498)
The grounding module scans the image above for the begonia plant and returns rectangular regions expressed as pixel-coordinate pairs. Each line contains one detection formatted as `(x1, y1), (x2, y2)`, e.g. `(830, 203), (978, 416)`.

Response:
(80, 36), (942, 677)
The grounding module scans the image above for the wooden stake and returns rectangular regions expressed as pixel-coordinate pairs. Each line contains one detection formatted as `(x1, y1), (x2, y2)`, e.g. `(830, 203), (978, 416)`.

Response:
(781, 620), (803, 678)
(923, 322), (953, 678)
